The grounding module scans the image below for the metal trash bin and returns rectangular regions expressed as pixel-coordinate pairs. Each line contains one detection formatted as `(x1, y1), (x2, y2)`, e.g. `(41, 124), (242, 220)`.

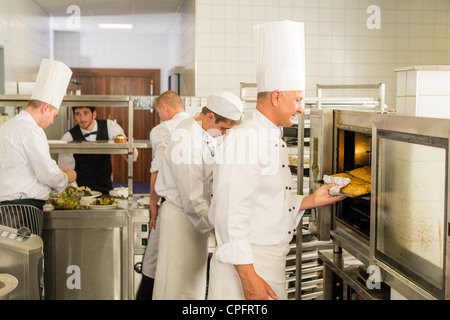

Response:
(0, 205), (43, 237)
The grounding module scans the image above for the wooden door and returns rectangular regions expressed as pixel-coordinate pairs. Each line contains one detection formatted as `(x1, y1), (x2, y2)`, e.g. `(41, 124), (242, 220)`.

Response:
(69, 68), (160, 184)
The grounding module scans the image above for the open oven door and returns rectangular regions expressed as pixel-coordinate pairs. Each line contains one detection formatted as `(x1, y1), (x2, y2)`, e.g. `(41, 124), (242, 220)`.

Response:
(309, 108), (334, 240)
(370, 114), (450, 300)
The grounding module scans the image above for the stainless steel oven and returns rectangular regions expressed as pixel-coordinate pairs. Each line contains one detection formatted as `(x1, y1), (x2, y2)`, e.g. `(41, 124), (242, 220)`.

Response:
(310, 109), (378, 265)
(370, 114), (450, 300)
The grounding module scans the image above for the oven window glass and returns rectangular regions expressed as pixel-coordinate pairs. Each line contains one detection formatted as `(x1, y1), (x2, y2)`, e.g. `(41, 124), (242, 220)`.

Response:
(376, 130), (447, 298)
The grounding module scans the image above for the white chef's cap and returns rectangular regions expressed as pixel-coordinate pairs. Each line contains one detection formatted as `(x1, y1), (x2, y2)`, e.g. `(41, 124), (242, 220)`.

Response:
(206, 92), (243, 121)
(254, 20), (305, 93)
(30, 59), (73, 110)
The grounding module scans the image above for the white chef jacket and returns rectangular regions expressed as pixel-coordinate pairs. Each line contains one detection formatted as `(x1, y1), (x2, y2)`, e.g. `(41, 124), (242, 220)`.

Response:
(141, 111), (191, 279)
(155, 117), (215, 234)
(58, 119), (138, 169)
(0, 110), (68, 201)
(149, 112), (191, 174)
(210, 110), (305, 265)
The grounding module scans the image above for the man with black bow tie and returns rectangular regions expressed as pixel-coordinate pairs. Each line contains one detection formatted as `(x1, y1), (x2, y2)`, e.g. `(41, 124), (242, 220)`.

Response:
(58, 106), (138, 194)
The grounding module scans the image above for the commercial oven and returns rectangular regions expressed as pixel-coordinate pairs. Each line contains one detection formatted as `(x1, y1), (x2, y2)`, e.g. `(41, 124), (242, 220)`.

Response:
(311, 107), (450, 299)
(310, 109), (378, 265)
(370, 114), (450, 300)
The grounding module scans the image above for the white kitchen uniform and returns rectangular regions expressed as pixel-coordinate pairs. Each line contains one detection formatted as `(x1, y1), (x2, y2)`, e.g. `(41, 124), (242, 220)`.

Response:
(152, 117), (215, 300)
(141, 112), (191, 279)
(207, 110), (305, 300)
(0, 110), (68, 201)
(58, 119), (138, 170)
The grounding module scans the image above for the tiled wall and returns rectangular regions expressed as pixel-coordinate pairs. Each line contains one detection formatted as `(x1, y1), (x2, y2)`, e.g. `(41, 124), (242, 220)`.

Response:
(195, 0), (450, 106)
(0, 0), (50, 87)
(4, 0), (450, 108)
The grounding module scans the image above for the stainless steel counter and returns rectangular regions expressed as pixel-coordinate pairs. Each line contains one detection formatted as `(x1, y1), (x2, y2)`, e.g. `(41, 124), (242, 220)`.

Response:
(319, 249), (390, 300)
(42, 197), (149, 300)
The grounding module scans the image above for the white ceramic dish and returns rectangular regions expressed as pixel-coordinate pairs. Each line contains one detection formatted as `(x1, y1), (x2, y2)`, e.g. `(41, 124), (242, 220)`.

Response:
(87, 204), (119, 210)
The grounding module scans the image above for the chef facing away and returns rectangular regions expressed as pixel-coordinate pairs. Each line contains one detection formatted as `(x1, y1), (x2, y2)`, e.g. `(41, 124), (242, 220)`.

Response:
(0, 59), (76, 221)
(208, 20), (346, 300)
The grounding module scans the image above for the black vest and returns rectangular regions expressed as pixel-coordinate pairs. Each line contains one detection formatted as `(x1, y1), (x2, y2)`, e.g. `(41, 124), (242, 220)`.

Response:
(69, 120), (113, 194)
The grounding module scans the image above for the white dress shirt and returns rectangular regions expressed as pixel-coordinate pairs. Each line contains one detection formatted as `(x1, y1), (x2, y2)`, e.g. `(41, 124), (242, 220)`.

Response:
(210, 110), (305, 265)
(0, 110), (68, 201)
(155, 117), (216, 234)
(58, 119), (138, 169)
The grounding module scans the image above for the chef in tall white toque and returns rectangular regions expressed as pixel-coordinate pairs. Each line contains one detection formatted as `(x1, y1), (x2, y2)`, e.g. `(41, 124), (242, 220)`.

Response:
(0, 59), (76, 217)
(208, 20), (346, 300)
(152, 91), (243, 300)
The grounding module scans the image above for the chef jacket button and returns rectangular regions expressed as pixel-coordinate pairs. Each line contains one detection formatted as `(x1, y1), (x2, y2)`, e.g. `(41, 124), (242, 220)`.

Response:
(282, 164), (285, 168)
(289, 187), (292, 190)
(285, 186), (288, 189)
(288, 231), (291, 234)
(275, 144), (278, 147)
(289, 208), (292, 212)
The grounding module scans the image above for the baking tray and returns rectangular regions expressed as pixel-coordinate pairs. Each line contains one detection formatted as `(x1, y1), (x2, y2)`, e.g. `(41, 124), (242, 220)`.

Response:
(317, 179), (370, 198)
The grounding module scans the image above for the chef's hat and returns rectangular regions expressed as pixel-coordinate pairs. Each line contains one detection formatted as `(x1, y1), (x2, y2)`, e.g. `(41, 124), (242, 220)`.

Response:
(254, 20), (305, 93)
(30, 59), (73, 109)
(206, 92), (243, 121)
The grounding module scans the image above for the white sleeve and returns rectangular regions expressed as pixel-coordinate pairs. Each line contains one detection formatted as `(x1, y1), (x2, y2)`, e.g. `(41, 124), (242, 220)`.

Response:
(166, 129), (213, 234)
(24, 131), (68, 192)
(213, 160), (260, 265)
(149, 124), (170, 173)
(57, 131), (76, 170)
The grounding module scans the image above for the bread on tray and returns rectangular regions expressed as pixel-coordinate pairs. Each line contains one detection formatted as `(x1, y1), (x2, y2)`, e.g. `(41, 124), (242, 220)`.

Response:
(330, 166), (371, 196)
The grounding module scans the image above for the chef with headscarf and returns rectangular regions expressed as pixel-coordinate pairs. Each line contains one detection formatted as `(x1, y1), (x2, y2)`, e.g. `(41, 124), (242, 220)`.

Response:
(152, 92), (243, 300)
(0, 59), (76, 215)
(208, 20), (346, 300)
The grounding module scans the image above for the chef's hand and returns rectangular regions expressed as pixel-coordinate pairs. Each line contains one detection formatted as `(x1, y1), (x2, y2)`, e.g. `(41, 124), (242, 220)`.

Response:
(300, 183), (346, 210)
(313, 183), (347, 207)
(235, 264), (279, 300)
(61, 167), (77, 183)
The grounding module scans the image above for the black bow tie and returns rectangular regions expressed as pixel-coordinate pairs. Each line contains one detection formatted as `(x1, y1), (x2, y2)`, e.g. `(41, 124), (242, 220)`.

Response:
(84, 131), (98, 137)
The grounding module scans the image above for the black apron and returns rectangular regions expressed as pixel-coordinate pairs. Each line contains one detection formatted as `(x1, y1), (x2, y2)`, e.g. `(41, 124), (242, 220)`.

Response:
(69, 120), (113, 194)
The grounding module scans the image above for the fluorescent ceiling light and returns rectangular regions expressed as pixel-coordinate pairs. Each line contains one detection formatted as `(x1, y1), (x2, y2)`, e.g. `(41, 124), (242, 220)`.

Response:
(98, 23), (133, 30)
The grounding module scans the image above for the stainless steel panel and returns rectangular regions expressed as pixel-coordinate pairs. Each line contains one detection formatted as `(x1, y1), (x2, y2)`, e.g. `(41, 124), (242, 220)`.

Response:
(43, 209), (128, 300)
(127, 209), (149, 300)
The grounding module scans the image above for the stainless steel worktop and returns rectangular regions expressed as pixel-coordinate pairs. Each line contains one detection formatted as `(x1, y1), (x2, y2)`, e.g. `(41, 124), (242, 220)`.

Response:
(42, 196), (149, 300)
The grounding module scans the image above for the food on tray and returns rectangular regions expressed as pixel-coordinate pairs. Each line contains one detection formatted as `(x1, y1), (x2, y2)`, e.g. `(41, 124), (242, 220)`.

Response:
(330, 166), (371, 197)
(62, 186), (92, 197)
(49, 189), (81, 210)
(90, 195), (118, 206)
(114, 134), (127, 143)
(347, 166), (371, 183)
(289, 155), (298, 167)
(49, 196), (80, 210)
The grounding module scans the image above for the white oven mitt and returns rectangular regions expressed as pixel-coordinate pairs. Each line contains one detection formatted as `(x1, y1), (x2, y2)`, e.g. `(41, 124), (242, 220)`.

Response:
(323, 175), (351, 196)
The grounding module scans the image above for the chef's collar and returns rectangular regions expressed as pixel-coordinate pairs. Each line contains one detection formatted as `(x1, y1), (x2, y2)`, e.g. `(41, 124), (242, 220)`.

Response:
(254, 109), (284, 138)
